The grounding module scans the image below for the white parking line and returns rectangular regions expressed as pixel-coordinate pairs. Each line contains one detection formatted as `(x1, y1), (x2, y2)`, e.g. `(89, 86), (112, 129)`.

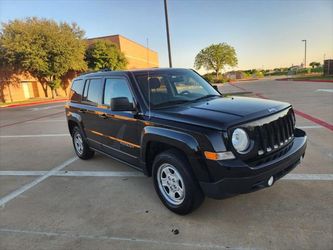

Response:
(26, 120), (66, 123)
(0, 170), (332, 181)
(0, 228), (244, 249)
(298, 125), (322, 129)
(315, 89), (333, 93)
(282, 174), (333, 181)
(0, 157), (78, 207)
(29, 104), (65, 111)
(0, 134), (70, 138)
(0, 171), (144, 177)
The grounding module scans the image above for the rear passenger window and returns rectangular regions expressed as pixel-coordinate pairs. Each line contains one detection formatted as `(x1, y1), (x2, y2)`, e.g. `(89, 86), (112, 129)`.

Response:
(86, 78), (103, 105)
(104, 78), (134, 106)
(70, 79), (84, 102)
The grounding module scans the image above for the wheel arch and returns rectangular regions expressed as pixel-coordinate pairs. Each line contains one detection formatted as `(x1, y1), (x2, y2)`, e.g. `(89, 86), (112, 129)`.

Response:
(141, 126), (211, 182)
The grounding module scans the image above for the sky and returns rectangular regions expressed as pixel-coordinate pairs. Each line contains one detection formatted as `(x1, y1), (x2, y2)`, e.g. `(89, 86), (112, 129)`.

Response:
(0, 0), (332, 72)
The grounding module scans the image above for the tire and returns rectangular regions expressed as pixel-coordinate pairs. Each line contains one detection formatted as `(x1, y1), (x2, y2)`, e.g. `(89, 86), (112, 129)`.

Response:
(72, 127), (95, 160)
(152, 149), (204, 215)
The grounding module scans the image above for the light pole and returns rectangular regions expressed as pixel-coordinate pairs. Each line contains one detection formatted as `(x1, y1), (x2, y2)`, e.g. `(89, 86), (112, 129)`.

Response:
(164, 0), (172, 68)
(302, 40), (307, 68)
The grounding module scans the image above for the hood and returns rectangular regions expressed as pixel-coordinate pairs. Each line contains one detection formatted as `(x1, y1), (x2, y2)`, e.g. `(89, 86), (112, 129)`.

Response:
(151, 96), (291, 130)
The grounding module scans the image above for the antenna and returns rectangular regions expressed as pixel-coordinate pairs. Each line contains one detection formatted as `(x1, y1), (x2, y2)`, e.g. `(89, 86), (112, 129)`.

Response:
(146, 38), (151, 119)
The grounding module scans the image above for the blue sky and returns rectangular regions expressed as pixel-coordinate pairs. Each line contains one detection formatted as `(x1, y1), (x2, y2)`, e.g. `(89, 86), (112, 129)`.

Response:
(0, 0), (332, 72)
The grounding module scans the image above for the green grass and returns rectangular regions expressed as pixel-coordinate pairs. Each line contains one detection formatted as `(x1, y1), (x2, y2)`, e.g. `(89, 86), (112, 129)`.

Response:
(292, 74), (333, 81)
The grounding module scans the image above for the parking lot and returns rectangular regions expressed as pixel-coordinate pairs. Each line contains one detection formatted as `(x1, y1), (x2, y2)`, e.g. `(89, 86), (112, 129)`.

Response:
(0, 79), (332, 250)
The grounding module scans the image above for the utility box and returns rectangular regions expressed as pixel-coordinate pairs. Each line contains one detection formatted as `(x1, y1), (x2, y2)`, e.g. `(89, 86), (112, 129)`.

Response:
(323, 59), (333, 76)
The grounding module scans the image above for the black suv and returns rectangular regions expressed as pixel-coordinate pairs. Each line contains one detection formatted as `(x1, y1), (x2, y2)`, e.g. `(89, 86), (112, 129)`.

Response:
(65, 68), (307, 214)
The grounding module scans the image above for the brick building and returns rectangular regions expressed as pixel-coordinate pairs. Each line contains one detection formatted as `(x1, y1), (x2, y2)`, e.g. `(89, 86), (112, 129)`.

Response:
(0, 34), (159, 103)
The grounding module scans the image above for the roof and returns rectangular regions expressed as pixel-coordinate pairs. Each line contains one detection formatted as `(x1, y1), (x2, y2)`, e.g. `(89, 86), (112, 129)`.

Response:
(76, 68), (191, 79)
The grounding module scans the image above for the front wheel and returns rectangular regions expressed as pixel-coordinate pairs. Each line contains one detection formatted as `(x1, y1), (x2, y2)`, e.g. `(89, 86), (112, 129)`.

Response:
(152, 149), (204, 215)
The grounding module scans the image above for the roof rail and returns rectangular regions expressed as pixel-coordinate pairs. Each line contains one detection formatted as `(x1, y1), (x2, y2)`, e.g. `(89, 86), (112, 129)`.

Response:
(78, 68), (113, 76)
(99, 68), (113, 72)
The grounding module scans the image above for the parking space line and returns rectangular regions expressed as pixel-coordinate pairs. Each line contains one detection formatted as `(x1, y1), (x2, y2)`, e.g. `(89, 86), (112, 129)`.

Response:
(0, 157), (78, 207)
(297, 125), (322, 129)
(0, 111), (65, 128)
(26, 120), (66, 123)
(0, 134), (70, 138)
(282, 174), (333, 181)
(0, 170), (332, 181)
(29, 104), (65, 111)
(0, 171), (144, 177)
(0, 228), (244, 249)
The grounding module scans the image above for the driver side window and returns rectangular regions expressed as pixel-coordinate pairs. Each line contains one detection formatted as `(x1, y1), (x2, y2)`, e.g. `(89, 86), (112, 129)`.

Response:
(103, 78), (134, 107)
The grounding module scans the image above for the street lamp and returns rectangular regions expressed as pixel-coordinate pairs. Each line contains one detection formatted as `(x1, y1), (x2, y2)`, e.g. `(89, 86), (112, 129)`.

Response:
(301, 40), (307, 68)
(164, 0), (172, 68)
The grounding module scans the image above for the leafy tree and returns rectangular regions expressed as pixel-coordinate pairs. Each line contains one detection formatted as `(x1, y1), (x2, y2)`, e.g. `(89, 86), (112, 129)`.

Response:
(309, 62), (320, 69)
(0, 17), (87, 98)
(85, 40), (128, 71)
(194, 43), (237, 77)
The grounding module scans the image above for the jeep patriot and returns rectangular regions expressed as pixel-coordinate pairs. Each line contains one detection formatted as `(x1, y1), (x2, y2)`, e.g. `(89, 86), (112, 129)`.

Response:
(65, 68), (307, 214)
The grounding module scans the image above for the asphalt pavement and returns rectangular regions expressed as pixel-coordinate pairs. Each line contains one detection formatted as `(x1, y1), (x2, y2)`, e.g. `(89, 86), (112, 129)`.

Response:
(0, 79), (332, 250)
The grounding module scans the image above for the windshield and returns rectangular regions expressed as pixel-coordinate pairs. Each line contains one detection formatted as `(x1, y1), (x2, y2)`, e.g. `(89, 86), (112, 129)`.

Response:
(134, 69), (220, 108)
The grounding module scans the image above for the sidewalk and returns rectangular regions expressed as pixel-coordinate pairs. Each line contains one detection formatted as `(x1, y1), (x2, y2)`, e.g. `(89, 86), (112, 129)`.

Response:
(0, 98), (68, 108)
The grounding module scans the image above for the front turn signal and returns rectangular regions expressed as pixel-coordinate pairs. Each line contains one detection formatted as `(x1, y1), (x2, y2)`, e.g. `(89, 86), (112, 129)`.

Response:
(204, 151), (235, 161)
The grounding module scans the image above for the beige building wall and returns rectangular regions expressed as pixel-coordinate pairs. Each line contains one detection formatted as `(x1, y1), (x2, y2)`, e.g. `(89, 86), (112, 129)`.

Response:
(86, 34), (159, 69)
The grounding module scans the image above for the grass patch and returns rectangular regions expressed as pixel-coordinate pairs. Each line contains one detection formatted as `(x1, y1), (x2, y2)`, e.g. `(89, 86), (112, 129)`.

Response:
(292, 75), (333, 81)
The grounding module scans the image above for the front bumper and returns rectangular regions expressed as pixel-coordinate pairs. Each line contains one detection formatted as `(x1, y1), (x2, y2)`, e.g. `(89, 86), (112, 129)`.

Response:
(200, 128), (307, 199)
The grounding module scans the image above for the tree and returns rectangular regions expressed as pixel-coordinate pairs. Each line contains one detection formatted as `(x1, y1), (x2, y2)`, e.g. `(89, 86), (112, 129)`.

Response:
(85, 40), (128, 71)
(0, 17), (87, 98)
(309, 62), (320, 69)
(194, 43), (237, 77)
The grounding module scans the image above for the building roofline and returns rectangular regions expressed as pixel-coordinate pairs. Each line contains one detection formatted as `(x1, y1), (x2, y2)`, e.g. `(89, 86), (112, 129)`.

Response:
(85, 34), (158, 53)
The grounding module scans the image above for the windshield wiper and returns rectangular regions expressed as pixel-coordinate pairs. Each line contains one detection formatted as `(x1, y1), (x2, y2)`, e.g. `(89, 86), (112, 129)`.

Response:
(193, 94), (220, 102)
(153, 99), (191, 108)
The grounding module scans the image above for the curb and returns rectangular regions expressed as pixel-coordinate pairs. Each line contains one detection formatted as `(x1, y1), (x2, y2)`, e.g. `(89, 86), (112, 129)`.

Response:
(1, 98), (68, 108)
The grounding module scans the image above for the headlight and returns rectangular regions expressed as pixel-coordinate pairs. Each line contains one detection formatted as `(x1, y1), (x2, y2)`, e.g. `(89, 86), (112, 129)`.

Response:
(232, 128), (250, 153)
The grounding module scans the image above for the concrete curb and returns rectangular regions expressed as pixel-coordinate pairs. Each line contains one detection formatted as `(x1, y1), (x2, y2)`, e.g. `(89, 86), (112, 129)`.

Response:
(1, 98), (68, 108)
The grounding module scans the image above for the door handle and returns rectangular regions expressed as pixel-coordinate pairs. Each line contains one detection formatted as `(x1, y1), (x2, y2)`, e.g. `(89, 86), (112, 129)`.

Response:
(79, 108), (87, 113)
(99, 113), (108, 119)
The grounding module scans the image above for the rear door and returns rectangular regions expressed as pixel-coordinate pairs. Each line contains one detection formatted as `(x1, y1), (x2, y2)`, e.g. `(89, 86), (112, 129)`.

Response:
(80, 78), (105, 149)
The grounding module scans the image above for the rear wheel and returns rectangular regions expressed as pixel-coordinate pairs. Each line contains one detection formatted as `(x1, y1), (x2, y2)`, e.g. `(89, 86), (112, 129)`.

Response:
(72, 127), (94, 159)
(152, 149), (204, 215)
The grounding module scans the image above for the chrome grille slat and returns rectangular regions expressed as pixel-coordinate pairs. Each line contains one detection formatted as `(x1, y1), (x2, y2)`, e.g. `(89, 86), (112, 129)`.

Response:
(253, 110), (294, 157)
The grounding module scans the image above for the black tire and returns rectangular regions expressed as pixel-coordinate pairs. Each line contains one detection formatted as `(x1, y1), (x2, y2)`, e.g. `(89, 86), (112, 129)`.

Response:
(72, 127), (95, 160)
(152, 149), (204, 215)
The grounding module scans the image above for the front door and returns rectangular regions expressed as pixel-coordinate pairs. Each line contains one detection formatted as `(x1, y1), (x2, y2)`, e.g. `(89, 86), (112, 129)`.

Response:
(98, 77), (140, 166)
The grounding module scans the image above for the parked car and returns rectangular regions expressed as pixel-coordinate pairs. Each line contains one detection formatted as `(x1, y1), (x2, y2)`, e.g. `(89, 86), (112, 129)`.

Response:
(65, 68), (307, 214)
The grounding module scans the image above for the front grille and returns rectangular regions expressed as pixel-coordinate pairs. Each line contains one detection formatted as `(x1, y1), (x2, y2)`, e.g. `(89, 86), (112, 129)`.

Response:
(255, 109), (295, 157)
(229, 108), (296, 164)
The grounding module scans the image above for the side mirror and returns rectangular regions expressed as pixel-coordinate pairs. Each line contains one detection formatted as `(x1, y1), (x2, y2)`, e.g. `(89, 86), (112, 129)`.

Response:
(111, 97), (135, 111)
(213, 85), (219, 91)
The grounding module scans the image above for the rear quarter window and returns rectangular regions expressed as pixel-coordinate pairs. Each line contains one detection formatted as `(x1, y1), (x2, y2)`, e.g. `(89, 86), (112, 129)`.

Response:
(69, 79), (84, 102)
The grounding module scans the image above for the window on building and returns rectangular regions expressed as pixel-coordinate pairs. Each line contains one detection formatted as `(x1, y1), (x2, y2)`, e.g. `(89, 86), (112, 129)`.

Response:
(104, 78), (134, 106)
(86, 78), (103, 105)
(70, 79), (84, 102)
